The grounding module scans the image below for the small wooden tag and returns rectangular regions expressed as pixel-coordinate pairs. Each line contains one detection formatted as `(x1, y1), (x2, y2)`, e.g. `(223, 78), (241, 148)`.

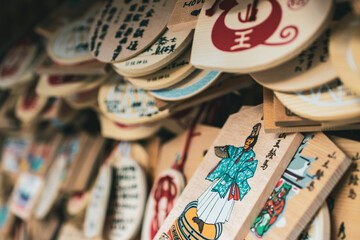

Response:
(154, 104), (303, 240)
(149, 70), (222, 101)
(9, 173), (44, 219)
(329, 137), (360, 240)
(251, 26), (336, 92)
(246, 133), (350, 239)
(125, 49), (196, 90)
(191, 0), (334, 73)
(275, 79), (360, 121)
(167, 0), (204, 32)
(113, 29), (193, 77)
(88, 0), (176, 63)
(84, 163), (112, 238)
(330, 14), (360, 96)
(104, 143), (147, 240)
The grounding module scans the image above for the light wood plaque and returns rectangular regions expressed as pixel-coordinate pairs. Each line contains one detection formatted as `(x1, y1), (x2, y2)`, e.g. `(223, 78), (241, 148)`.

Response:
(191, 0), (334, 73)
(125, 49), (196, 90)
(88, 0), (176, 63)
(154, 105), (303, 240)
(112, 29), (193, 77)
(167, 0), (204, 32)
(245, 133), (350, 240)
(275, 79), (360, 121)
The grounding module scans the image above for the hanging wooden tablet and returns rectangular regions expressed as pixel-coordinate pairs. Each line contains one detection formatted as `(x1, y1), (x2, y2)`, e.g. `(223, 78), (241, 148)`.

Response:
(9, 173), (44, 219)
(1, 135), (31, 175)
(329, 137), (360, 240)
(67, 191), (91, 217)
(112, 29), (193, 77)
(35, 134), (87, 219)
(142, 124), (220, 240)
(46, 3), (101, 65)
(104, 142), (147, 240)
(149, 70), (222, 101)
(330, 14), (360, 95)
(191, 0), (334, 73)
(245, 133), (350, 240)
(0, 204), (14, 240)
(298, 203), (331, 240)
(88, 0), (176, 63)
(167, 0), (204, 32)
(142, 168), (186, 240)
(99, 114), (162, 141)
(154, 104), (303, 240)
(0, 37), (39, 88)
(36, 74), (106, 97)
(251, 27), (337, 92)
(273, 95), (319, 127)
(15, 81), (48, 124)
(125, 49), (196, 90)
(274, 79), (360, 121)
(22, 134), (62, 176)
(63, 136), (106, 193)
(84, 163), (112, 238)
(35, 53), (107, 76)
(99, 75), (168, 124)
(263, 88), (360, 133)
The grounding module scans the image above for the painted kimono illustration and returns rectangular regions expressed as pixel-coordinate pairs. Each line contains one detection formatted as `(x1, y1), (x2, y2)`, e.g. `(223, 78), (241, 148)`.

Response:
(167, 123), (261, 240)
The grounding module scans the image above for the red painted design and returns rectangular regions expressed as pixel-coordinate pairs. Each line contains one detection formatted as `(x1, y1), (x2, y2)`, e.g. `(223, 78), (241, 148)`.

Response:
(151, 175), (178, 239)
(22, 82), (38, 110)
(228, 182), (240, 200)
(48, 75), (85, 85)
(209, 0), (299, 52)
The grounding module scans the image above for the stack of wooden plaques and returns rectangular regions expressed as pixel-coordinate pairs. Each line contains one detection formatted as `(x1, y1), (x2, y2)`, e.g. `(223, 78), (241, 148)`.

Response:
(0, 0), (358, 240)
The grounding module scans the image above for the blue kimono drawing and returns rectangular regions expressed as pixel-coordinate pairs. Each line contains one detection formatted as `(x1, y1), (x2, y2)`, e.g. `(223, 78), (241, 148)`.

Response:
(197, 145), (258, 224)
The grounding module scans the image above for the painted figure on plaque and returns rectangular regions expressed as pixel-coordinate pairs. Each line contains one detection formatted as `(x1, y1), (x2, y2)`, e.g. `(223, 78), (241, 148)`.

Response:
(167, 123), (261, 240)
(250, 135), (316, 238)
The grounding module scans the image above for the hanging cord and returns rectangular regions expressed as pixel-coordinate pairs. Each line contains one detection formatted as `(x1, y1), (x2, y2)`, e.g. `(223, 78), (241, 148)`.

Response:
(172, 106), (204, 173)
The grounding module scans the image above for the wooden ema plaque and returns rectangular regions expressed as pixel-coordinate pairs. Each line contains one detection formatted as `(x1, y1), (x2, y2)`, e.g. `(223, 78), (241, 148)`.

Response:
(191, 0), (334, 73)
(125, 49), (196, 90)
(35, 53), (107, 76)
(251, 26), (337, 92)
(112, 29), (193, 77)
(329, 137), (360, 240)
(299, 203), (331, 240)
(273, 95), (319, 127)
(15, 81), (48, 124)
(167, 0), (204, 32)
(1, 135), (31, 175)
(142, 125), (221, 240)
(46, 4), (100, 65)
(99, 113), (162, 141)
(84, 163), (112, 238)
(0, 37), (38, 89)
(9, 173), (44, 220)
(65, 87), (100, 110)
(263, 88), (360, 133)
(0, 204), (14, 239)
(88, 0), (176, 63)
(275, 79), (360, 121)
(245, 133), (350, 240)
(104, 142), (147, 240)
(36, 74), (107, 97)
(149, 70), (222, 101)
(154, 105), (303, 240)
(330, 14), (360, 96)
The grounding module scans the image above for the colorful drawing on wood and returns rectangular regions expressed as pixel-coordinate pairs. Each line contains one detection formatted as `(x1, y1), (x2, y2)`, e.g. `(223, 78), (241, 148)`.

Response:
(250, 136), (316, 238)
(169, 123), (262, 240)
